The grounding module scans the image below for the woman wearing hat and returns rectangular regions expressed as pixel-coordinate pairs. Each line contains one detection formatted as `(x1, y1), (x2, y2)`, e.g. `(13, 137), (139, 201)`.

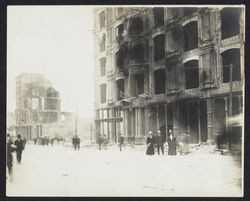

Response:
(146, 131), (155, 155)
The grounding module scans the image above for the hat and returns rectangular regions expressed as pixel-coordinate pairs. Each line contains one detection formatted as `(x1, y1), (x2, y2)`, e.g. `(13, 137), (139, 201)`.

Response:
(17, 134), (21, 138)
(149, 131), (153, 134)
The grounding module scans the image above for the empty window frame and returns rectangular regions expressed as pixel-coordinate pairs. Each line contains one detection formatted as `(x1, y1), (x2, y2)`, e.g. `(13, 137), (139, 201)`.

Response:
(116, 45), (127, 70)
(153, 7), (164, 28)
(100, 84), (107, 103)
(222, 49), (241, 83)
(100, 57), (106, 76)
(220, 8), (240, 40)
(100, 34), (106, 52)
(154, 69), (166, 94)
(130, 43), (144, 63)
(99, 11), (106, 29)
(134, 74), (144, 95)
(129, 17), (143, 35)
(183, 21), (198, 51)
(117, 79), (125, 100)
(154, 34), (165, 61)
(116, 24), (124, 43)
(184, 60), (199, 89)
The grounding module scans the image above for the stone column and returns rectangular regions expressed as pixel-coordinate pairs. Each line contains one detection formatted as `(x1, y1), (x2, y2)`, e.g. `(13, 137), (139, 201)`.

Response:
(164, 104), (168, 137)
(145, 107), (149, 135)
(173, 102), (179, 137)
(198, 101), (201, 143)
(156, 105), (159, 132)
(206, 98), (214, 143)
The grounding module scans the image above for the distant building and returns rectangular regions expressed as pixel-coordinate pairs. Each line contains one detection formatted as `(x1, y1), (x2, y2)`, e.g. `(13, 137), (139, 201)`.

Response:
(93, 7), (244, 145)
(15, 73), (61, 140)
(7, 112), (16, 137)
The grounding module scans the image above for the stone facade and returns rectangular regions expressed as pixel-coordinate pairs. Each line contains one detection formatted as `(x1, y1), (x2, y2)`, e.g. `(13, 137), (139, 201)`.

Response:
(93, 7), (244, 145)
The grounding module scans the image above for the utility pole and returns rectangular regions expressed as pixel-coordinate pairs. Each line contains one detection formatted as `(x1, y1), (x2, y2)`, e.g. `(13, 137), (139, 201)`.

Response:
(228, 63), (233, 150)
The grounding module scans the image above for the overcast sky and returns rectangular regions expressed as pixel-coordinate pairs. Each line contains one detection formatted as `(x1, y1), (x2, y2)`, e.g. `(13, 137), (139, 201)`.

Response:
(7, 6), (95, 119)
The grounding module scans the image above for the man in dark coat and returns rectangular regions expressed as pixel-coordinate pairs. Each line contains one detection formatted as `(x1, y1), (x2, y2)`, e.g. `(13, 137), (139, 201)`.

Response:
(167, 131), (177, 155)
(14, 134), (24, 164)
(75, 135), (80, 150)
(146, 131), (155, 155)
(155, 130), (164, 155)
(97, 135), (104, 151)
(6, 134), (16, 181)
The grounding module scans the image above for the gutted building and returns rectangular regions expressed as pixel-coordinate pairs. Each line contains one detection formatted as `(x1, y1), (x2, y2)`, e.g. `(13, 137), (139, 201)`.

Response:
(93, 7), (244, 145)
(15, 73), (61, 140)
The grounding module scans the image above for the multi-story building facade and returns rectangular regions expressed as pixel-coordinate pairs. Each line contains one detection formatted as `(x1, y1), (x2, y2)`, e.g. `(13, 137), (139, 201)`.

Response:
(15, 73), (61, 140)
(93, 6), (244, 145)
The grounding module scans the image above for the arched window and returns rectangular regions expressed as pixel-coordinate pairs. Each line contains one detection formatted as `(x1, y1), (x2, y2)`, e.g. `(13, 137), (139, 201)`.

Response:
(154, 69), (166, 94)
(222, 49), (241, 83)
(153, 7), (164, 28)
(129, 17), (143, 35)
(100, 84), (107, 103)
(154, 34), (165, 61)
(184, 60), (199, 89)
(100, 57), (106, 76)
(221, 8), (240, 40)
(129, 43), (144, 63)
(183, 21), (198, 51)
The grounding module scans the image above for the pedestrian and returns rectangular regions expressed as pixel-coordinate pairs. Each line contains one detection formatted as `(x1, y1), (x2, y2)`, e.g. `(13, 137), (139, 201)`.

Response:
(14, 134), (24, 164)
(155, 130), (164, 155)
(103, 135), (108, 149)
(75, 135), (80, 150)
(146, 131), (154, 155)
(72, 135), (77, 150)
(97, 135), (104, 151)
(118, 134), (124, 151)
(6, 134), (16, 182)
(167, 130), (177, 155)
(33, 137), (38, 145)
(50, 138), (54, 146)
(23, 137), (27, 150)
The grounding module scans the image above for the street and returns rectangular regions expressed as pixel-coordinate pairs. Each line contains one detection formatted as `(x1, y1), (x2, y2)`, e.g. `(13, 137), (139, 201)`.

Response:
(6, 143), (242, 197)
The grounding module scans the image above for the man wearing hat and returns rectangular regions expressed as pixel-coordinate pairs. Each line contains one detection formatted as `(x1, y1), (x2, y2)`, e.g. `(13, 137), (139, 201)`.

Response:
(14, 134), (24, 164)
(155, 130), (164, 155)
(146, 131), (155, 155)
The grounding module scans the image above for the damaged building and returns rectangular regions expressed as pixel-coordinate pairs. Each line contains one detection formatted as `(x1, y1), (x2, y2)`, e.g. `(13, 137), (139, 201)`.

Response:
(93, 7), (244, 145)
(15, 73), (61, 140)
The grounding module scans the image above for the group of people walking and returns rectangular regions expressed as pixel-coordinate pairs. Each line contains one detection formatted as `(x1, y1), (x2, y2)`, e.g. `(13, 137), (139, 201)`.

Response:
(6, 134), (26, 182)
(146, 129), (178, 156)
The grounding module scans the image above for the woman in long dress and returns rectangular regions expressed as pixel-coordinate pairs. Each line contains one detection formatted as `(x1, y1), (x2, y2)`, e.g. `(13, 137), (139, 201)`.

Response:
(146, 131), (154, 155)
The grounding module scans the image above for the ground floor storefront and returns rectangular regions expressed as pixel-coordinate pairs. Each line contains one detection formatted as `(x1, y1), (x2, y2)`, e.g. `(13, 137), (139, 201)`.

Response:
(95, 94), (243, 145)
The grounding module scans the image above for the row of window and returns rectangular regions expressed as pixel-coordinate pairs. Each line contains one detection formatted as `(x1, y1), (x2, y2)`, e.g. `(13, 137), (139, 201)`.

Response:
(99, 48), (241, 103)
(99, 7), (241, 41)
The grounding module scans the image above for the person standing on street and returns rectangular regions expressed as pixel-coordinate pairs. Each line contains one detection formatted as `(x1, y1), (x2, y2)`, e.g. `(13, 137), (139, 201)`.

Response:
(155, 130), (164, 155)
(14, 134), (24, 164)
(167, 130), (177, 155)
(75, 135), (80, 150)
(146, 131), (154, 155)
(6, 134), (16, 182)
(97, 135), (104, 151)
(118, 134), (124, 151)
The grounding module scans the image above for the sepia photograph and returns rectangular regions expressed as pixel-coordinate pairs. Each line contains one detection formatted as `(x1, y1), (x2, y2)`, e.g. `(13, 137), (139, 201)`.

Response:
(6, 5), (244, 197)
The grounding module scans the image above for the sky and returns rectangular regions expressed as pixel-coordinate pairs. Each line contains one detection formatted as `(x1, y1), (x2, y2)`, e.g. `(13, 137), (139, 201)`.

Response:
(7, 6), (95, 119)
